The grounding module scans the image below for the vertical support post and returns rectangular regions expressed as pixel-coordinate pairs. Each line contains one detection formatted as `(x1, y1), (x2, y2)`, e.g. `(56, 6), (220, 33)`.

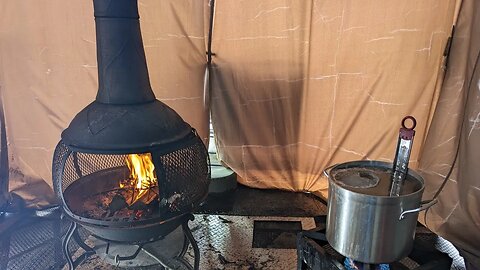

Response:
(182, 215), (200, 270)
(62, 222), (77, 270)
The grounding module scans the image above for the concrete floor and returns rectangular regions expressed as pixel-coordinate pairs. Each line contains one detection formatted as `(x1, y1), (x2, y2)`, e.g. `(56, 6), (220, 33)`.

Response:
(1, 187), (465, 270)
(73, 215), (316, 270)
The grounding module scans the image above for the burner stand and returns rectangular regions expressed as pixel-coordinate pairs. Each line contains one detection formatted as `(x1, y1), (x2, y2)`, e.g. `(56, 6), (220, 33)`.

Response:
(62, 214), (199, 270)
(297, 215), (453, 270)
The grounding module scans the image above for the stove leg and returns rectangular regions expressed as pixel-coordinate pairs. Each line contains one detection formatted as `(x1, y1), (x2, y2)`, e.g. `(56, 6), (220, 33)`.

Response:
(62, 221), (95, 270)
(62, 222), (76, 270)
(182, 218), (200, 270)
(73, 229), (94, 254)
(178, 229), (190, 258)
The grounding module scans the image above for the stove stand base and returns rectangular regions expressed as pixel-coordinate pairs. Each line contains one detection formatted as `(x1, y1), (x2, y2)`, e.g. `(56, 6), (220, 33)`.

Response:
(62, 214), (200, 270)
(297, 215), (453, 270)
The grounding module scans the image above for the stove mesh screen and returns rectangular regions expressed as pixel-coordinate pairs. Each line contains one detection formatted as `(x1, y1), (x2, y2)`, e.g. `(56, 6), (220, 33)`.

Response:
(53, 133), (210, 221)
(56, 142), (126, 193)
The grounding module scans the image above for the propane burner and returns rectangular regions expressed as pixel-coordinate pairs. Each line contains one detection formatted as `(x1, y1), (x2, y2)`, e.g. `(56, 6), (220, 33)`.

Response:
(344, 258), (390, 270)
(297, 215), (454, 270)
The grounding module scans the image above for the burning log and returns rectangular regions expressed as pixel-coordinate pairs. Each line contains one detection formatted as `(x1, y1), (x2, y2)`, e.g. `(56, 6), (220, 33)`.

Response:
(128, 189), (159, 210)
(123, 153), (158, 205)
(108, 194), (128, 212)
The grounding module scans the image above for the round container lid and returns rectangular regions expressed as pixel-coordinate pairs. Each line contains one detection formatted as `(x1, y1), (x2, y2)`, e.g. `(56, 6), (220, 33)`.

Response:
(329, 161), (424, 196)
(332, 168), (380, 189)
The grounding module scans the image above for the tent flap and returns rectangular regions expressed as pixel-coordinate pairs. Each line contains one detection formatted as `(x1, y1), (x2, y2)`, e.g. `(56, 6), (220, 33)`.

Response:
(419, 0), (480, 264)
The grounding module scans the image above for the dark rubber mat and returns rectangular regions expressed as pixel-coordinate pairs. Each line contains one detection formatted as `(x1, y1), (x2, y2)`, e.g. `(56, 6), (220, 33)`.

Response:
(195, 184), (327, 217)
(252, 220), (302, 249)
(0, 208), (87, 270)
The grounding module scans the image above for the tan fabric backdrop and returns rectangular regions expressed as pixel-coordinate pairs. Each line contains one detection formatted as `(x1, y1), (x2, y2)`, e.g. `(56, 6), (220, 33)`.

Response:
(419, 0), (480, 264)
(210, 0), (456, 193)
(0, 0), (209, 208)
(3, 0), (479, 263)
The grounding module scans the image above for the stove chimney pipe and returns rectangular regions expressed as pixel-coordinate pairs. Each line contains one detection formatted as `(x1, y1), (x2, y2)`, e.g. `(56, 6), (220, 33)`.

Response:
(93, 0), (155, 104)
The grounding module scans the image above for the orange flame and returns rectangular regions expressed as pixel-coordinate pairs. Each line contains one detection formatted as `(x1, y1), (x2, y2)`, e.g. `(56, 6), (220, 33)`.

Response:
(124, 153), (157, 204)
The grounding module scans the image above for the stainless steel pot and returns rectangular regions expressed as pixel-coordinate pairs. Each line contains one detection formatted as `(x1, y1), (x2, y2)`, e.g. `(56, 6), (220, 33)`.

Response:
(324, 160), (436, 264)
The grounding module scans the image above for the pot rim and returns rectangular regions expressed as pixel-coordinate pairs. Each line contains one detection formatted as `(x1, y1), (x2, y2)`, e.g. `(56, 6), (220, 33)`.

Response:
(327, 160), (425, 199)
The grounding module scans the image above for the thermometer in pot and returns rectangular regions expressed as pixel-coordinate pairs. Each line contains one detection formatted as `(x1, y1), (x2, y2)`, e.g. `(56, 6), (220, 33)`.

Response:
(389, 116), (416, 196)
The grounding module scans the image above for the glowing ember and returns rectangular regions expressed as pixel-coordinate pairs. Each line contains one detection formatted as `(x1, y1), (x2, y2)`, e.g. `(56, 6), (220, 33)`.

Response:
(122, 153), (158, 205)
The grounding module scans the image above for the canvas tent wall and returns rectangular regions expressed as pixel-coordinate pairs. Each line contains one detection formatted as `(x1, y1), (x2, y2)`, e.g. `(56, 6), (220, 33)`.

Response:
(0, 0), (478, 266)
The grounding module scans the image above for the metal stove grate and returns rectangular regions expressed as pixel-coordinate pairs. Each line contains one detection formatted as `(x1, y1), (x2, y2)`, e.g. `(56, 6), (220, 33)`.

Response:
(321, 243), (344, 261)
(398, 256), (420, 269)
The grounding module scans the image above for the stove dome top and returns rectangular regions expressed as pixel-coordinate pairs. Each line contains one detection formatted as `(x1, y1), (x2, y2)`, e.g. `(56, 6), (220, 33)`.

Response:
(61, 0), (192, 153)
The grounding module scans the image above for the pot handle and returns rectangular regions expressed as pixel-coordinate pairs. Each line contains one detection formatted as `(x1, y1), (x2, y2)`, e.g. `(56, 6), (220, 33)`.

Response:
(399, 199), (438, 220)
(322, 164), (337, 179)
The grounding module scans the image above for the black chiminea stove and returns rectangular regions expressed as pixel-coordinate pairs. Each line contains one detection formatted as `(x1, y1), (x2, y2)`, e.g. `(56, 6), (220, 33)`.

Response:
(52, 0), (210, 269)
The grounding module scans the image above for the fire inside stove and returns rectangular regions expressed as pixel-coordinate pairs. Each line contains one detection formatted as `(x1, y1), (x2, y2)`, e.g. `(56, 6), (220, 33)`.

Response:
(121, 153), (158, 206)
(57, 132), (209, 226)
(67, 153), (162, 222)
(54, 134), (209, 268)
